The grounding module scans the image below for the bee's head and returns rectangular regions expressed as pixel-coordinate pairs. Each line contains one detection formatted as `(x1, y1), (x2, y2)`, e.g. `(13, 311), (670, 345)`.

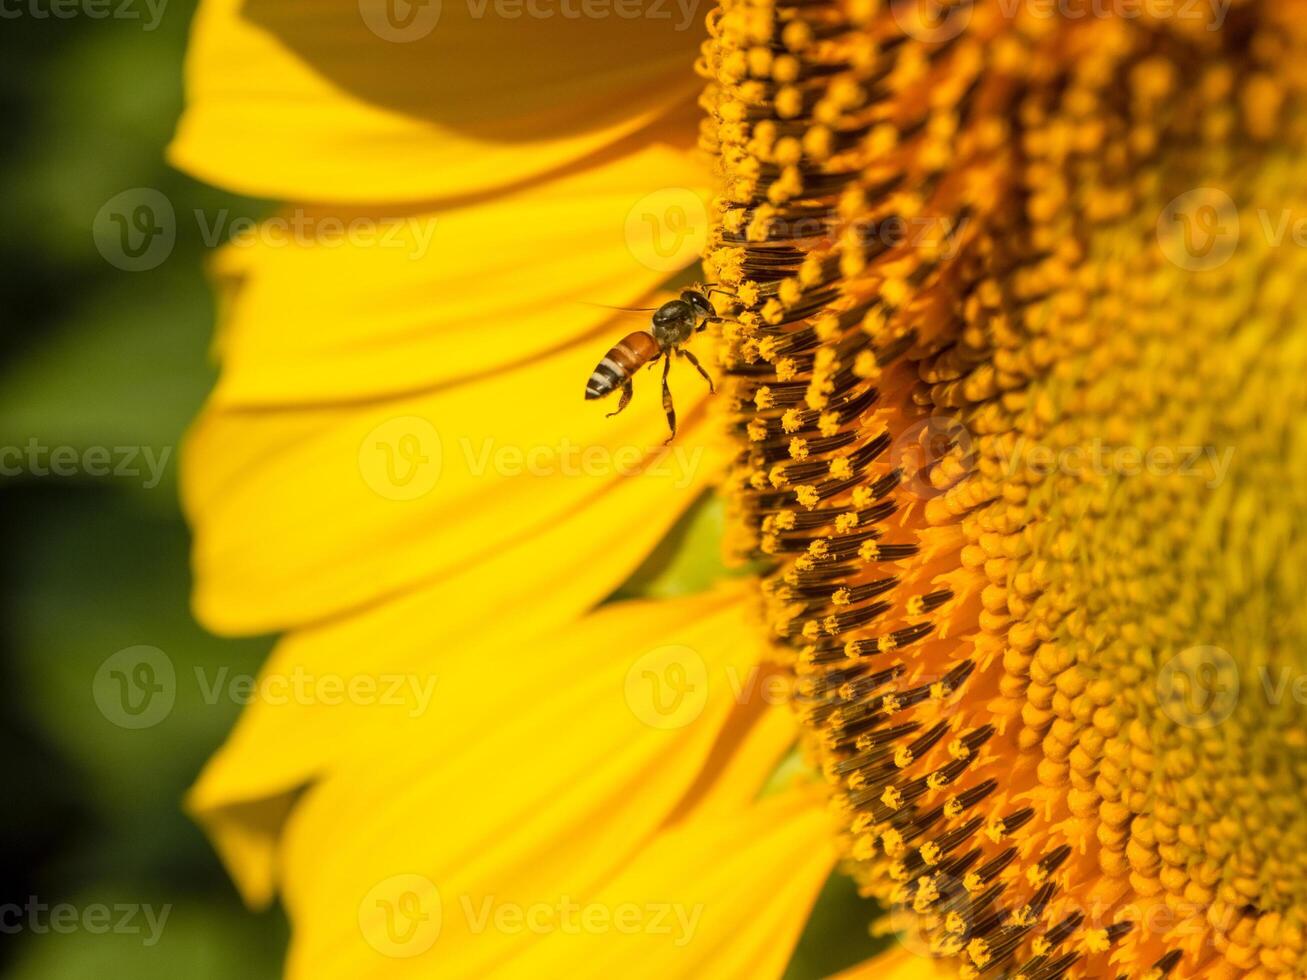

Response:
(683, 289), (715, 320)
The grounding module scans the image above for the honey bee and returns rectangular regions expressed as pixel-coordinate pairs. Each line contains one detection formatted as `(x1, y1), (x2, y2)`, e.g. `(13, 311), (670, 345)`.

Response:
(584, 287), (720, 441)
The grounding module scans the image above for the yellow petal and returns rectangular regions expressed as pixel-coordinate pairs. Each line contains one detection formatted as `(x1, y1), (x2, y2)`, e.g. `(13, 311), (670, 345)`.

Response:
(205, 142), (710, 406)
(189, 588), (806, 972)
(171, 0), (704, 201)
(499, 788), (834, 979)
(187, 136), (720, 634)
(831, 948), (957, 979)
(185, 342), (725, 633)
(188, 581), (790, 904)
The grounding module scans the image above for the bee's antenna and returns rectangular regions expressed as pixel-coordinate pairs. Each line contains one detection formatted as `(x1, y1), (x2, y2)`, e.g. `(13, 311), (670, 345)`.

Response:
(695, 281), (740, 301)
(580, 301), (659, 313)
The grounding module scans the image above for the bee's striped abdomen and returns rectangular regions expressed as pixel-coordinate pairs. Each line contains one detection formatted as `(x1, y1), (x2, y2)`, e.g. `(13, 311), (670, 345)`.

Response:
(585, 331), (659, 400)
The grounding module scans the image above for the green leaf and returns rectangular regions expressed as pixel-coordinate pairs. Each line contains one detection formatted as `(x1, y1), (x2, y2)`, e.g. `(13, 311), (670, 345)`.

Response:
(783, 872), (894, 980)
(0, 266), (217, 502)
(608, 491), (751, 601)
(5, 487), (273, 882)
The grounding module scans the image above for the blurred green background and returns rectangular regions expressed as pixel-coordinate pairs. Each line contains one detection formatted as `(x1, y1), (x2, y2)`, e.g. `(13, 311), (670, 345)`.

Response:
(0, 3), (288, 975)
(0, 5), (890, 977)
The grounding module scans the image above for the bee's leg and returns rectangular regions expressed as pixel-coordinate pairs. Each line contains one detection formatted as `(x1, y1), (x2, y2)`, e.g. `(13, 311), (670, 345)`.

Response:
(695, 316), (728, 333)
(606, 380), (634, 418)
(678, 348), (715, 394)
(660, 354), (676, 443)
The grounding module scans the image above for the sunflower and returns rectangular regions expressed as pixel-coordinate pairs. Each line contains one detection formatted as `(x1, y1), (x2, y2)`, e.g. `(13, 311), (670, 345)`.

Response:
(703, 0), (1307, 974)
(174, 0), (1306, 975)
